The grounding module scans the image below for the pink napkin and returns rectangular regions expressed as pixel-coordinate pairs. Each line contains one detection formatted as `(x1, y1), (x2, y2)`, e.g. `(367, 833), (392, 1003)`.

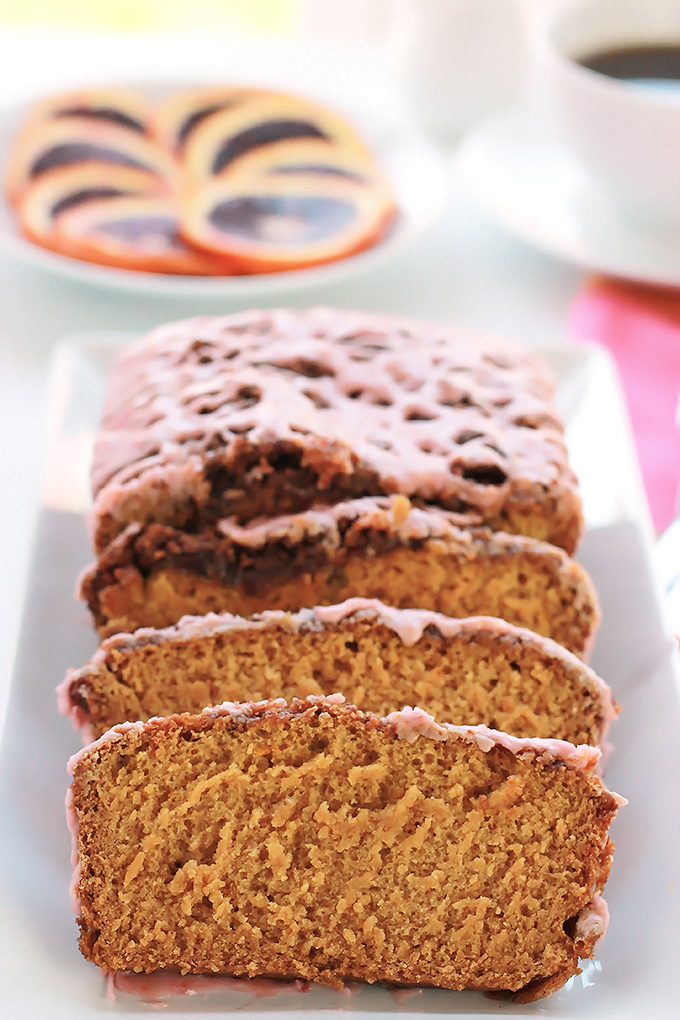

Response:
(569, 278), (680, 533)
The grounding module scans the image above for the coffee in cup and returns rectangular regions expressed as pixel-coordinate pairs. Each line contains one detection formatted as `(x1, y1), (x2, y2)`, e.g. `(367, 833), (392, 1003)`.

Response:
(533, 0), (680, 223)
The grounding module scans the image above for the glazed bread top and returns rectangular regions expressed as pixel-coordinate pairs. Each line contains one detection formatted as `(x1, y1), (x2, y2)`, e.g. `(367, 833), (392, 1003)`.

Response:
(90, 308), (582, 552)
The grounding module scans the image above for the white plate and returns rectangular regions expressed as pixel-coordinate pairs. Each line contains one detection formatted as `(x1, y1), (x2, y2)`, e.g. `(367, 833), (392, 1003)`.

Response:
(454, 104), (680, 287)
(1, 334), (679, 1019)
(0, 85), (448, 297)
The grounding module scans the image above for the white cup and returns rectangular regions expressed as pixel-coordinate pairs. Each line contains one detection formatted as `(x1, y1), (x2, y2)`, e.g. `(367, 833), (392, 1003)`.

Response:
(534, 0), (680, 223)
(389, 0), (527, 142)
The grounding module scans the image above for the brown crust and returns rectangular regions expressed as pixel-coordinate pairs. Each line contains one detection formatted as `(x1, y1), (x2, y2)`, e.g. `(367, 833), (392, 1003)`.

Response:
(80, 498), (598, 652)
(89, 309), (583, 554)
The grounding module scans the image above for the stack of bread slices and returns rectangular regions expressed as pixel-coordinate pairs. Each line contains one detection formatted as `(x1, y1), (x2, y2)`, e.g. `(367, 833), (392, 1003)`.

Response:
(60, 307), (623, 1003)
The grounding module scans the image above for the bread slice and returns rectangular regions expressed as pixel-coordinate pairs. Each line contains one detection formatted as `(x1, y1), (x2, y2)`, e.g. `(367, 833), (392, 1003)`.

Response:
(80, 496), (599, 654)
(67, 695), (623, 1001)
(58, 598), (615, 745)
(89, 308), (583, 554)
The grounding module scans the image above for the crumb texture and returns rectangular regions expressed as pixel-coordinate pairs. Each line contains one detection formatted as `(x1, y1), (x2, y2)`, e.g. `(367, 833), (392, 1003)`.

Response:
(64, 613), (611, 744)
(84, 515), (598, 654)
(72, 704), (618, 997)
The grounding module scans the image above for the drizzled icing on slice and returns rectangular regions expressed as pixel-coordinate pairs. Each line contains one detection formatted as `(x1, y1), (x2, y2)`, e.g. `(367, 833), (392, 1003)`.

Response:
(574, 891), (611, 949)
(60, 598), (616, 739)
(90, 308), (582, 552)
(68, 692), (609, 777)
(384, 706), (604, 773)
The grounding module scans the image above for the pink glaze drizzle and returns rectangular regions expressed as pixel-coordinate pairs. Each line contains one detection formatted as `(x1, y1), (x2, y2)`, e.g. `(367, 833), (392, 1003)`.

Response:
(62, 598), (615, 738)
(574, 892), (611, 949)
(69, 693), (610, 779)
(67, 717), (149, 775)
(89, 308), (578, 547)
(107, 970), (420, 1005)
(213, 495), (485, 549)
(57, 669), (96, 744)
(64, 787), (81, 916)
(384, 705), (603, 772)
(108, 970), (311, 1003)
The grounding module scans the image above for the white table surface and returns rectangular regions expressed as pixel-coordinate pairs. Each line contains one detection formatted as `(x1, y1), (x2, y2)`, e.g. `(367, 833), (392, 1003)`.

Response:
(0, 27), (583, 725)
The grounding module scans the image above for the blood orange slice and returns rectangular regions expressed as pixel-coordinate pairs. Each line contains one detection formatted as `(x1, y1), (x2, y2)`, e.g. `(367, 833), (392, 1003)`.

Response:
(183, 94), (372, 182)
(53, 194), (234, 274)
(181, 173), (396, 273)
(6, 118), (180, 203)
(16, 163), (160, 254)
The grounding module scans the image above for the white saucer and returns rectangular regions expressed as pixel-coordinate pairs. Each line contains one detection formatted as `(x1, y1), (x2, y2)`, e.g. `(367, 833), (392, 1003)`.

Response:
(455, 104), (680, 287)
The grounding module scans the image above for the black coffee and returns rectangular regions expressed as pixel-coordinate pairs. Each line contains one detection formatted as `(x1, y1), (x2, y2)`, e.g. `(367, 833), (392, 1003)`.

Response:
(579, 45), (680, 86)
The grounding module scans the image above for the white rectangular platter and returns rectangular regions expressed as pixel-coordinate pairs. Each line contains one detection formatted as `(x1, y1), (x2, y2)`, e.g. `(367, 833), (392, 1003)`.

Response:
(0, 334), (678, 1020)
